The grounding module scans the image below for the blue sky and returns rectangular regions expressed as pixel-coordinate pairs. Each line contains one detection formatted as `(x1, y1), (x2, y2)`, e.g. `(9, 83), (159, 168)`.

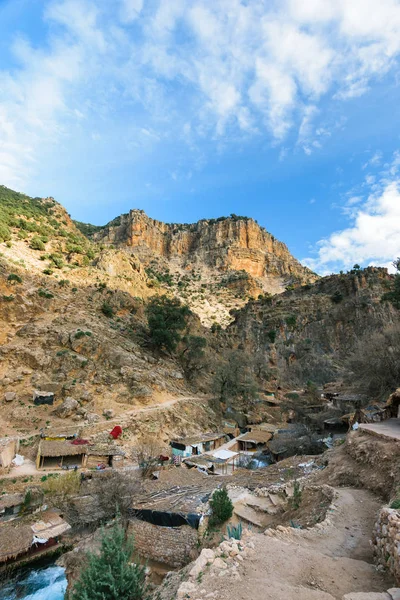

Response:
(1, 0), (400, 274)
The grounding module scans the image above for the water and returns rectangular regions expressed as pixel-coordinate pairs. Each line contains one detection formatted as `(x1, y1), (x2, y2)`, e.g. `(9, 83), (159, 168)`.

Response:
(0, 564), (67, 600)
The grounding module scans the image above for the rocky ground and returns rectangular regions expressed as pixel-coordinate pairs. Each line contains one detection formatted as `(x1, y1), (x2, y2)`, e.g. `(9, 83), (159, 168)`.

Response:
(157, 488), (397, 600)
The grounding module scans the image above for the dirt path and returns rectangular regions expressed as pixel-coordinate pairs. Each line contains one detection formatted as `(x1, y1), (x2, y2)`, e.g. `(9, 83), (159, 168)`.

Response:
(194, 487), (395, 600)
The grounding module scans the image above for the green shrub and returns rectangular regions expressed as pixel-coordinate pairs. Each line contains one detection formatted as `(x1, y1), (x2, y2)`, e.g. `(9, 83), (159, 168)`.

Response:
(0, 223), (11, 242)
(101, 302), (114, 318)
(267, 330), (277, 343)
(146, 295), (190, 352)
(38, 288), (54, 299)
(43, 268), (53, 275)
(3, 294), (14, 302)
(58, 279), (70, 287)
(290, 481), (302, 510)
(7, 273), (22, 284)
(331, 291), (343, 304)
(285, 315), (297, 328)
(390, 498), (400, 509)
(74, 330), (86, 339)
(209, 488), (233, 527)
(71, 520), (148, 600)
(30, 236), (45, 251)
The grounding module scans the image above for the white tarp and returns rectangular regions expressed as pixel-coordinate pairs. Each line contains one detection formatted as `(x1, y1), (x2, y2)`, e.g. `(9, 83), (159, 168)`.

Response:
(12, 454), (24, 466)
(212, 449), (238, 461)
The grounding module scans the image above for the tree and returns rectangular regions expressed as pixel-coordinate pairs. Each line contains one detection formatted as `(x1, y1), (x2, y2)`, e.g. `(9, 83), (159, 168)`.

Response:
(179, 335), (207, 379)
(146, 295), (190, 352)
(71, 520), (148, 600)
(382, 258), (400, 309)
(131, 438), (163, 479)
(213, 351), (258, 404)
(347, 324), (400, 399)
(209, 488), (233, 527)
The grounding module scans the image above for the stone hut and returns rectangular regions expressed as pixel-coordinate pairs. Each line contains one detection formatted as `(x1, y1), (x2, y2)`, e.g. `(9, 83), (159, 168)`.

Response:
(36, 440), (88, 469)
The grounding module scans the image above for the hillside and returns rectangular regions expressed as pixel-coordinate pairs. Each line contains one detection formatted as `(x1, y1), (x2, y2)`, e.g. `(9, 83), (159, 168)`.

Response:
(228, 266), (398, 385)
(0, 185), (398, 444)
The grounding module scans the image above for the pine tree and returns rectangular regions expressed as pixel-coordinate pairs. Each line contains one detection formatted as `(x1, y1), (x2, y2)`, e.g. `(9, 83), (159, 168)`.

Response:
(209, 488), (233, 527)
(70, 521), (148, 600)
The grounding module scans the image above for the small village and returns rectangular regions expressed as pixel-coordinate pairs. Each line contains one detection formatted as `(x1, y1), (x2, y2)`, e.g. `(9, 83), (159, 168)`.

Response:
(0, 384), (399, 596)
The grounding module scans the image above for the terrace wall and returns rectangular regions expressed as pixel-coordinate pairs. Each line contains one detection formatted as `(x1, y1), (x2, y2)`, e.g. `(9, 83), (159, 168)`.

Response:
(373, 506), (400, 584)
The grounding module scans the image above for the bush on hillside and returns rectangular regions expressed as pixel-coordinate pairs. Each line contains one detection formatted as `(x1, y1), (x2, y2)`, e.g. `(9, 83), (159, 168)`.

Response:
(146, 295), (190, 352)
(209, 488), (233, 527)
(7, 273), (22, 284)
(30, 236), (45, 251)
(101, 302), (114, 318)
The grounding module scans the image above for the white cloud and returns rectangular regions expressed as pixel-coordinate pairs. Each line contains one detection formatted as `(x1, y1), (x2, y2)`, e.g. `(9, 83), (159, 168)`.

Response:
(119, 0), (143, 23)
(304, 153), (400, 272)
(2, 0), (400, 188)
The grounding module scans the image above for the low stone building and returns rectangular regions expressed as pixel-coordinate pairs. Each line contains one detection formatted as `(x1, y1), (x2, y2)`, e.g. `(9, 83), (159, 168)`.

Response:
(36, 439), (125, 470)
(0, 493), (24, 522)
(235, 430), (272, 453)
(128, 483), (216, 568)
(36, 440), (87, 469)
(170, 432), (226, 463)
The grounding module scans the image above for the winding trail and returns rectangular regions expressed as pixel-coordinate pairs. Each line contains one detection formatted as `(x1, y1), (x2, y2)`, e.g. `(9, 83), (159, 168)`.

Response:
(198, 487), (395, 600)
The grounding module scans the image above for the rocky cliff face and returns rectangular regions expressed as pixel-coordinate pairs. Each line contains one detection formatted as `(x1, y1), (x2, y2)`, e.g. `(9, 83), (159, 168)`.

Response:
(93, 210), (317, 286)
(228, 267), (398, 385)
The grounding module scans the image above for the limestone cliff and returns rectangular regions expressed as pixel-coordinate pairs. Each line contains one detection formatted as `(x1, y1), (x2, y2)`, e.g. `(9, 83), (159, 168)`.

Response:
(228, 267), (398, 385)
(93, 210), (317, 286)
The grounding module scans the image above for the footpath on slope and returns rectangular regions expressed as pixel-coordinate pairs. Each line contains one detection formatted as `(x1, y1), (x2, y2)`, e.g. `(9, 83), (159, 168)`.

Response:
(165, 487), (396, 600)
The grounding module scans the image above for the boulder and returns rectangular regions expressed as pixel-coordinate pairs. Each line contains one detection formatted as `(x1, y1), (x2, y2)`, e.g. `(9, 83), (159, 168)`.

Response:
(55, 397), (79, 418)
(103, 408), (115, 419)
(4, 391), (16, 402)
(86, 413), (100, 424)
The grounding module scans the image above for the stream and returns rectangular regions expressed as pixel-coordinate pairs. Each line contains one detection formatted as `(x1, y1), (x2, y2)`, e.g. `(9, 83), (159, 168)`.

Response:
(0, 562), (67, 600)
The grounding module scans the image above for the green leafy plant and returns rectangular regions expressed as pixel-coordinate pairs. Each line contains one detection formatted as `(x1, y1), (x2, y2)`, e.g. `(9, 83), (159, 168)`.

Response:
(30, 236), (46, 250)
(227, 522), (242, 540)
(70, 520), (148, 600)
(390, 498), (400, 509)
(101, 302), (114, 318)
(267, 330), (277, 343)
(146, 295), (190, 352)
(38, 288), (54, 299)
(7, 273), (22, 284)
(209, 488), (233, 527)
(290, 480), (302, 510)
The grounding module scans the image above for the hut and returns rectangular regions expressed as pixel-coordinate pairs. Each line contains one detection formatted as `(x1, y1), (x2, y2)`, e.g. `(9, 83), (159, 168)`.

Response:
(0, 511), (71, 566)
(36, 440), (88, 469)
(170, 433), (225, 463)
(0, 523), (33, 565)
(184, 448), (239, 475)
(0, 437), (19, 469)
(85, 444), (125, 469)
(0, 493), (24, 522)
(236, 430), (272, 453)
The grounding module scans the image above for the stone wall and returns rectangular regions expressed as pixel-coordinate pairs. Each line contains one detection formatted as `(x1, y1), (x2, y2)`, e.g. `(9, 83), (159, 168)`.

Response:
(373, 506), (400, 584)
(128, 518), (199, 569)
